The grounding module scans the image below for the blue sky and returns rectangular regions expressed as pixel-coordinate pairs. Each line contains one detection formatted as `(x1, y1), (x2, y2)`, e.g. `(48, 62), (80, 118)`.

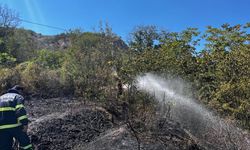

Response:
(1, 0), (249, 41)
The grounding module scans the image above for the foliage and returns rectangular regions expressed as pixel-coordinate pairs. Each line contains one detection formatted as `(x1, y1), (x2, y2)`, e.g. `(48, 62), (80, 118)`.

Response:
(0, 4), (19, 55)
(129, 25), (159, 52)
(0, 52), (16, 66)
(15, 61), (63, 98)
(122, 23), (250, 129)
(35, 49), (64, 69)
(0, 21), (249, 129)
(0, 67), (20, 94)
(124, 27), (199, 79)
(6, 29), (37, 62)
(61, 30), (125, 100)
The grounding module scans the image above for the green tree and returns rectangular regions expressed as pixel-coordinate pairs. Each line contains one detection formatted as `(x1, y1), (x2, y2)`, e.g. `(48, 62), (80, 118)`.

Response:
(195, 23), (250, 128)
(6, 29), (37, 62)
(0, 4), (20, 53)
(129, 25), (159, 52)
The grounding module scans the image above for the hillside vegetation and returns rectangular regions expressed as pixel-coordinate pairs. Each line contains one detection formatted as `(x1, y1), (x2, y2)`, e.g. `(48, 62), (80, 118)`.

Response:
(1, 23), (249, 130)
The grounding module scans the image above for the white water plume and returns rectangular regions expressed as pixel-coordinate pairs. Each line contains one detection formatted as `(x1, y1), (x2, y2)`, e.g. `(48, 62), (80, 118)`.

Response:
(135, 73), (250, 149)
(136, 73), (216, 125)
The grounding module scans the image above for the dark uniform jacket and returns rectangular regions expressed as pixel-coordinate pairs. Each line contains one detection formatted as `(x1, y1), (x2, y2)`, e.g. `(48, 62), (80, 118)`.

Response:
(0, 92), (28, 130)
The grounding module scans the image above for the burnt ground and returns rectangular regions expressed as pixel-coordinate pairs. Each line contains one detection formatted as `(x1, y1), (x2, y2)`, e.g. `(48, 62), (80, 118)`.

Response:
(22, 98), (204, 150)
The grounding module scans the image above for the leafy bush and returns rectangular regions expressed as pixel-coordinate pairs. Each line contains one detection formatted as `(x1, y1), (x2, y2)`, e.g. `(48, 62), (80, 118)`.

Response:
(35, 49), (64, 69)
(0, 67), (20, 94)
(16, 61), (64, 98)
(0, 52), (16, 66)
(18, 61), (42, 95)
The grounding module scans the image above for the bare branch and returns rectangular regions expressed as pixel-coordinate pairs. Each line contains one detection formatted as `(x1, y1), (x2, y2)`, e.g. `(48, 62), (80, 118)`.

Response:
(0, 4), (20, 28)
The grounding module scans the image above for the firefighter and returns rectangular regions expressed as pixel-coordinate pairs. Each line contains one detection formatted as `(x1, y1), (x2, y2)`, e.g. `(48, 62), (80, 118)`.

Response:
(112, 71), (123, 98)
(116, 77), (123, 98)
(0, 85), (32, 150)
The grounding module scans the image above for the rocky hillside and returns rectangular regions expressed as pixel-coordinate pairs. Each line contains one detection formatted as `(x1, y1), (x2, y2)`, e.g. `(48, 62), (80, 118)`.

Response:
(14, 28), (128, 51)
(29, 33), (71, 50)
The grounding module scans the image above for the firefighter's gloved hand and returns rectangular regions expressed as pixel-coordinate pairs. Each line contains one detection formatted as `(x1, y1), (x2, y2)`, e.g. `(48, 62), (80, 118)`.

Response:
(22, 125), (28, 133)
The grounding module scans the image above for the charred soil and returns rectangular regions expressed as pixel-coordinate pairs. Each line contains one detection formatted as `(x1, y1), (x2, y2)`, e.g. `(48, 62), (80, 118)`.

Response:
(22, 98), (204, 150)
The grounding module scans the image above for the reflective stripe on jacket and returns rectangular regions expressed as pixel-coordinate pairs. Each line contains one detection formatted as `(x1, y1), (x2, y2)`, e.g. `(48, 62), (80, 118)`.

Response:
(0, 93), (28, 130)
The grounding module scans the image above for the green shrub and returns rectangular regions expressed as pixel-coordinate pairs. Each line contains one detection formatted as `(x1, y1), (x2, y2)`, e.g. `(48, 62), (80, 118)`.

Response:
(0, 52), (16, 67)
(17, 61), (64, 98)
(0, 67), (20, 94)
(18, 61), (42, 94)
(35, 49), (64, 69)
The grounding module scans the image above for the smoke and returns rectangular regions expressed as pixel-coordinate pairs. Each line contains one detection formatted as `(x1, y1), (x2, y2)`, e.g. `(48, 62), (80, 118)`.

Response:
(135, 73), (250, 149)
